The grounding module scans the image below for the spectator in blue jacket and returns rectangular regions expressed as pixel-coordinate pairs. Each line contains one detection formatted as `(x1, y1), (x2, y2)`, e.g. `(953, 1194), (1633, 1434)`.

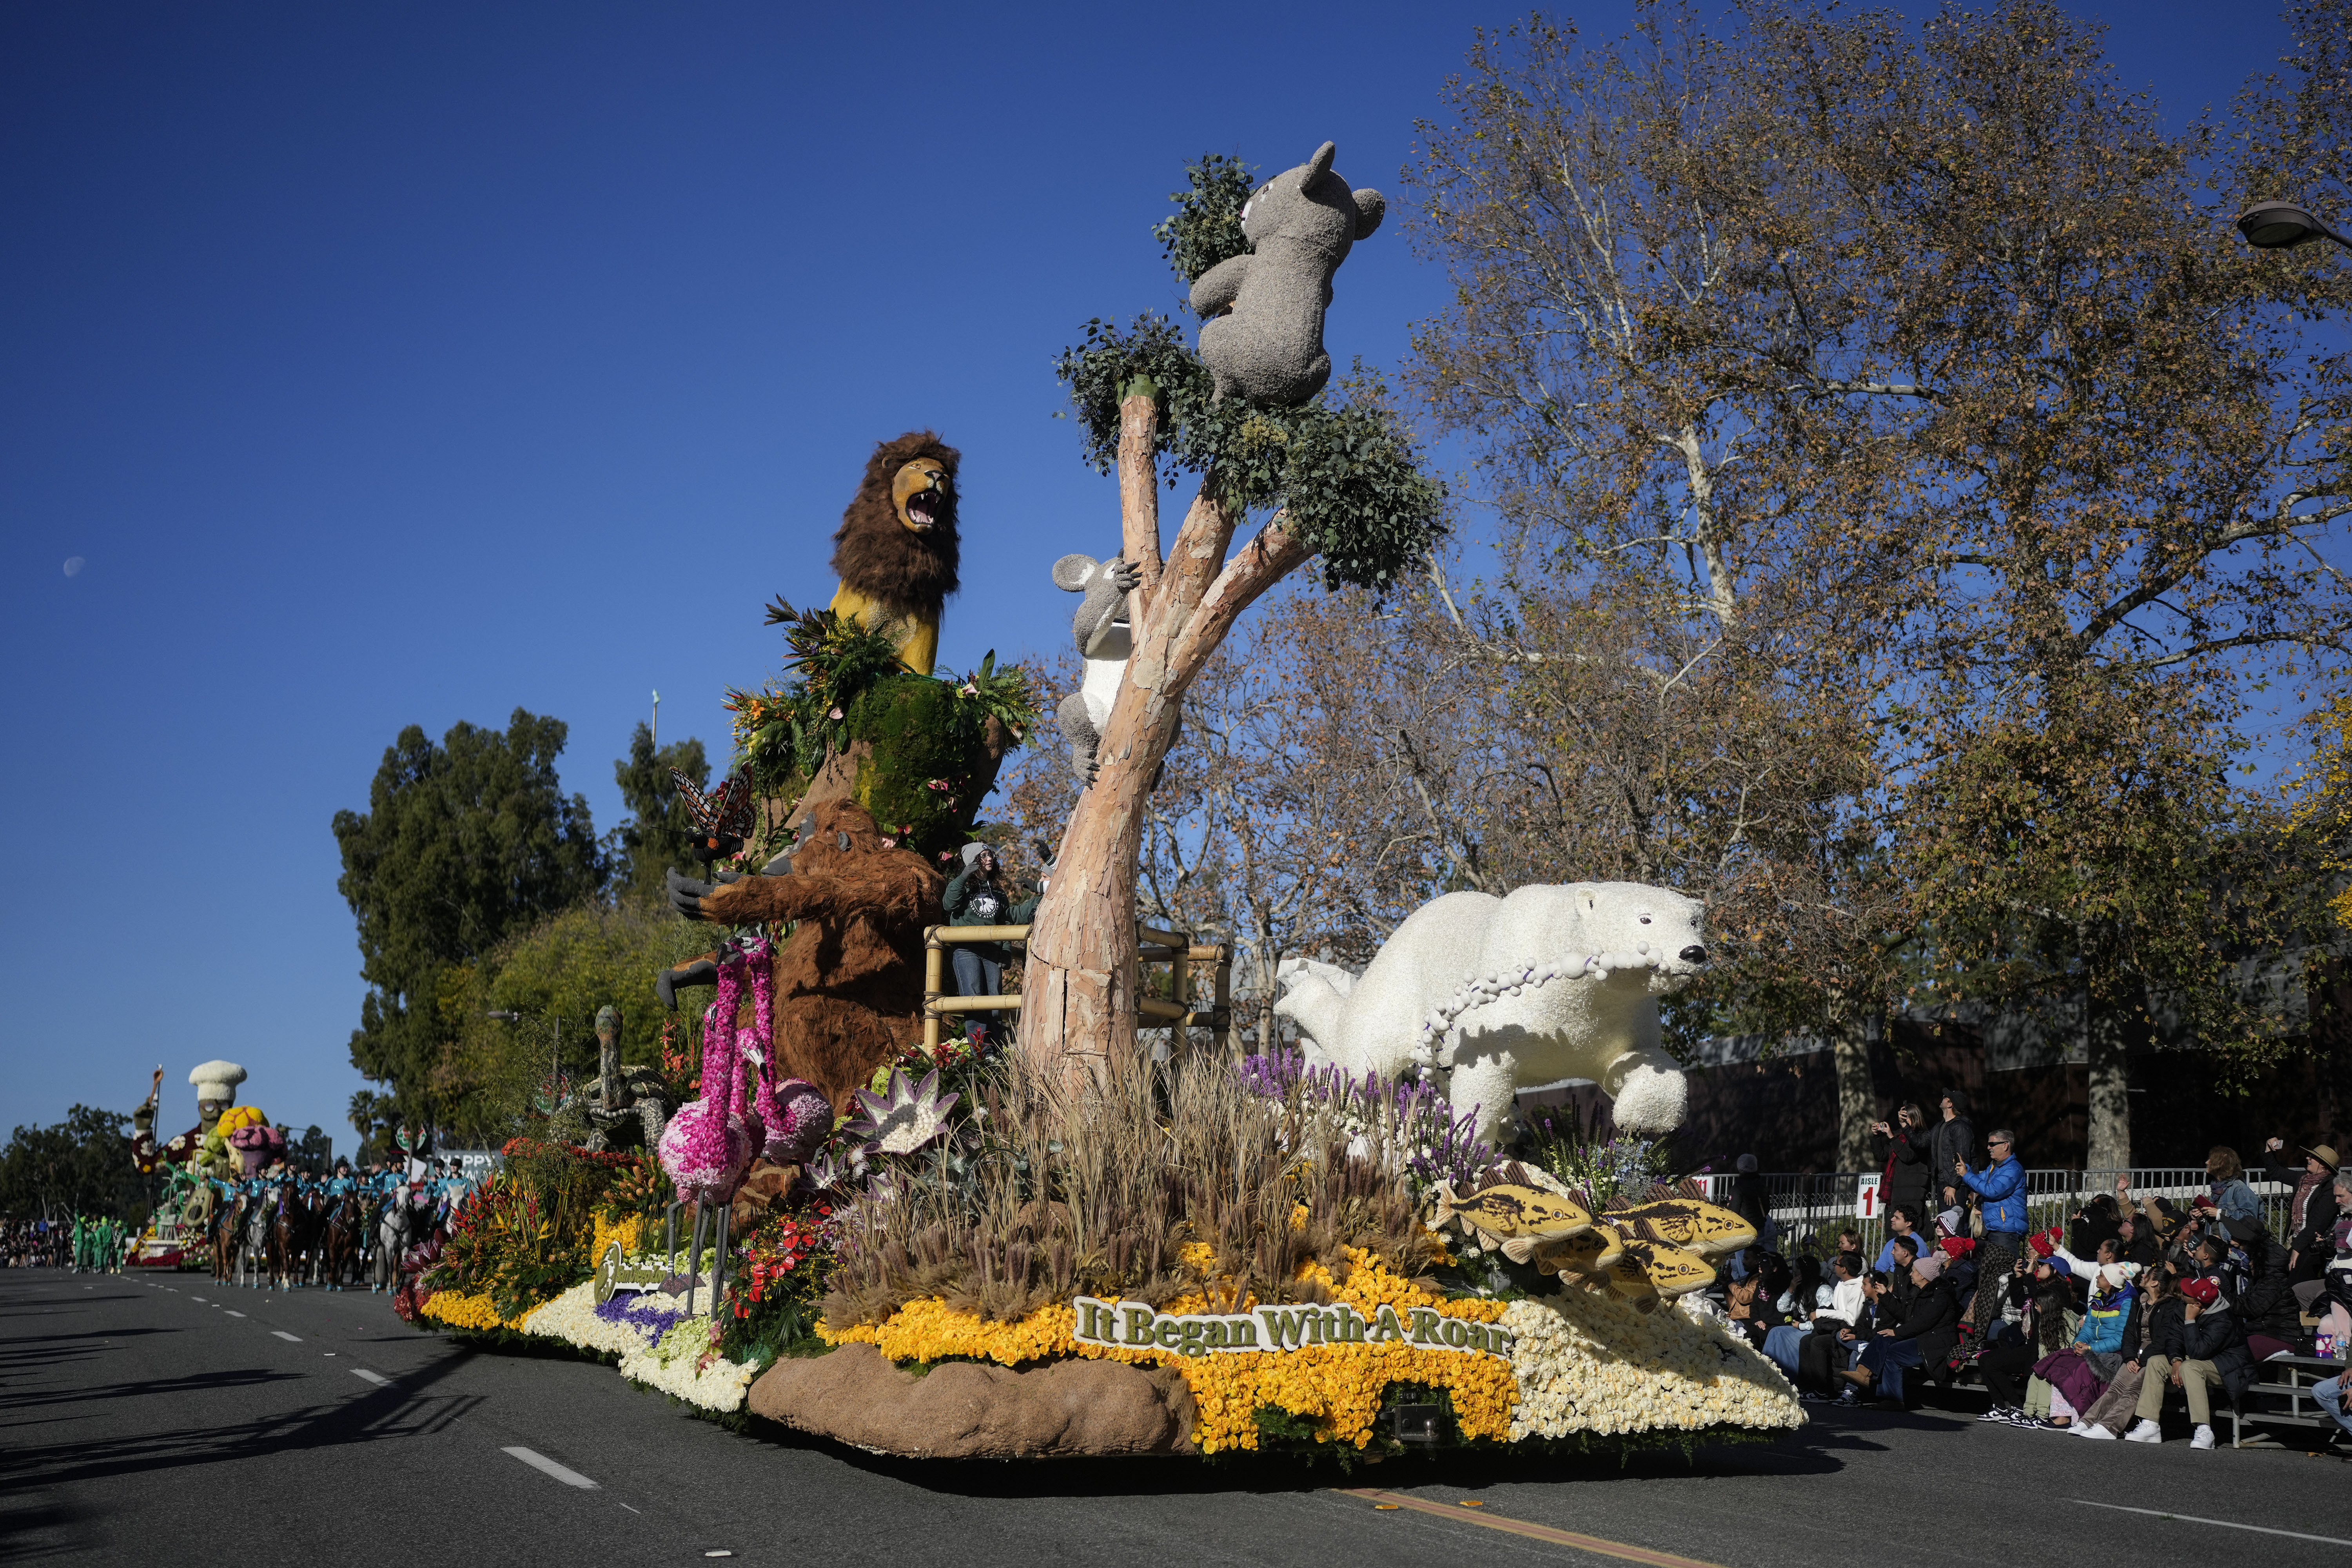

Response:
(1958, 1128), (2028, 1339)
(1873, 1204), (1933, 1274)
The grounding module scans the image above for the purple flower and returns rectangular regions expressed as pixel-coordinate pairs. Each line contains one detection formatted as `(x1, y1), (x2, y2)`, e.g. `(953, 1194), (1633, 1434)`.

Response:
(595, 1291), (692, 1337)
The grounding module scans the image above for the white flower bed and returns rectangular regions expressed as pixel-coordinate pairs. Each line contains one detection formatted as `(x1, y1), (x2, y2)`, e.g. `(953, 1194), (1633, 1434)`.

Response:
(517, 1278), (759, 1412)
(518, 1280), (662, 1357)
(1501, 1288), (1803, 1439)
(616, 1315), (761, 1413)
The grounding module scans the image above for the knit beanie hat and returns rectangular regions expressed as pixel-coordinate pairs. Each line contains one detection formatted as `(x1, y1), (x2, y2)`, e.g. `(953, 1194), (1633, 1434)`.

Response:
(1912, 1251), (1946, 1282)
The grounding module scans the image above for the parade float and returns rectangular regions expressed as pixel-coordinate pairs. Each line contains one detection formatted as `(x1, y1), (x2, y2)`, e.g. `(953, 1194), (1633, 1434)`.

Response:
(402, 142), (1805, 1464)
(126, 1059), (284, 1269)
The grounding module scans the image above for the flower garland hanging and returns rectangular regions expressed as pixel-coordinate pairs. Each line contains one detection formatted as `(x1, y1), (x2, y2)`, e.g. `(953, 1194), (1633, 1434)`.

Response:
(657, 938), (767, 1203)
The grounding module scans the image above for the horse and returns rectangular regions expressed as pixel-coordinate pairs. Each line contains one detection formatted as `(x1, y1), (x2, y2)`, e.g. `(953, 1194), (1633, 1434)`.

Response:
(374, 1185), (419, 1293)
(321, 1191), (365, 1290)
(211, 1192), (243, 1285)
(267, 1187), (318, 1290)
(239, 1194), (271, 1287)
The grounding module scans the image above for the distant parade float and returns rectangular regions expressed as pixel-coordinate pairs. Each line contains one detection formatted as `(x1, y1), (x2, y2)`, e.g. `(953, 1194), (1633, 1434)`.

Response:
(391, 141), (1805, 1463)
(125, 1058), (465, 1290)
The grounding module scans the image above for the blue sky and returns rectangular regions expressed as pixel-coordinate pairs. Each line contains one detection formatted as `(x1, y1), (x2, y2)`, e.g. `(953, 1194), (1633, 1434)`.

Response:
(0, 1), (2303, 1150)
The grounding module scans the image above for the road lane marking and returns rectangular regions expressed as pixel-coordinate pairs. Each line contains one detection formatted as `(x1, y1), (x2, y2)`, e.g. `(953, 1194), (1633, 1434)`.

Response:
(352, 1368), (390, 1387)
(272, 1331), (302, 1342)
(225, 1310), (245, 1318)
(504, 1446), (598, 1490)
(2069, 1500), (2352, 1546)
(1336, 1490), (1726, 1567)
(191, 1296), (207, 1302)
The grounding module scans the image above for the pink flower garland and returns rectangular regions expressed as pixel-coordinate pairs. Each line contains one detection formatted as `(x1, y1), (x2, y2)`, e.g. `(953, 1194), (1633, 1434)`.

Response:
(657, 938), (770, 1201)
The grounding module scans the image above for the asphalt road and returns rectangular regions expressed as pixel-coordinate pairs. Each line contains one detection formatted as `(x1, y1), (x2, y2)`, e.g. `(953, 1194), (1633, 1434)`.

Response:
(7, 1265), (2352, 1568)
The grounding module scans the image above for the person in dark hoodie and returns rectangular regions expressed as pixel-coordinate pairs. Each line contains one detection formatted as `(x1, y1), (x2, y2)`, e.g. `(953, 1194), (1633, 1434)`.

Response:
(1839, 1250), (1960, 1406)
(2228, 1215), (2303, 1358)
(1931, 1090), (1979, 1217)
(2122, 1274), (2250, 1448)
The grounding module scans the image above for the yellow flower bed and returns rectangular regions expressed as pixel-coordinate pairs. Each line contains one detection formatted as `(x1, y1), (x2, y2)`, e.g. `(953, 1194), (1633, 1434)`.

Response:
(421, 1289), (534, 1332)
(819, 1249), (1517, 1455)
(590, 1211), (647, 1263)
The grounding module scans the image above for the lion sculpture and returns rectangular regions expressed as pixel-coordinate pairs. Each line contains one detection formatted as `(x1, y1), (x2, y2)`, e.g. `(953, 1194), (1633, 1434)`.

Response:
(827, 431), (961, 677)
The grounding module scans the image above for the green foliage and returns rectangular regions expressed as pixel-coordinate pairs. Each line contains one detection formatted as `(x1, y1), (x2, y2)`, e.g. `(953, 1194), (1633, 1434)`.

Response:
(1518, 1103), (1673, 1208)
(334, 709), (607, 1130)
(848, 675), (998, 862)
(1055, 321), (1448, 590)
(0, 1105), (141, 1222)
(732, 604), (913, 785)
(610, 721), (711, 899)
(730, 607), (1040, 862)
(427, 1149), (622, 1319)
(1051, 313), (1204, 474)
(1152, 152), (1256, 287)
(1053, 151), (1447, 590)
(438, 895), (717, 1144)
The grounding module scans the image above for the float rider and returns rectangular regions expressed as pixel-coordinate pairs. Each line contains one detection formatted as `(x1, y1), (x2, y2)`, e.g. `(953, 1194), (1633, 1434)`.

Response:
(942, 843), (1018, 1049)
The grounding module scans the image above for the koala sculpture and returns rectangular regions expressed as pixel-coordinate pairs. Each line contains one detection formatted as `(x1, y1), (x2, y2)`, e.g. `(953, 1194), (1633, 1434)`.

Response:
(1274, 882), (1710, 1145)
(1191, 141), (1386, 405)
(1051, 551), (1143, 787)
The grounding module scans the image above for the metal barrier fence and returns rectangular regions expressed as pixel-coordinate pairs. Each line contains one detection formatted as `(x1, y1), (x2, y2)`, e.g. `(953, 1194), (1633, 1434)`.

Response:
(1693, 1168), (2296, 1256)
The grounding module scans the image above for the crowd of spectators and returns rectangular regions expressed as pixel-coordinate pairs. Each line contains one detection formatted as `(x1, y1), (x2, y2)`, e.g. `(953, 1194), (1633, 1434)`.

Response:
(4, 1218), (98, 1269)
(1714, 1099), (2352, 1452)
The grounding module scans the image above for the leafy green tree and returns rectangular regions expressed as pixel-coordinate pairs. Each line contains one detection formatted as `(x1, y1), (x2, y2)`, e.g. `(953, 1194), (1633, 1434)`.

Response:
(1404, 2), (2352, 1165)
(433, 897), (717, 1145)
(334, 708), (606, 1138)
(610, 721), (711, 899)
(0, 1105), (140, 1221)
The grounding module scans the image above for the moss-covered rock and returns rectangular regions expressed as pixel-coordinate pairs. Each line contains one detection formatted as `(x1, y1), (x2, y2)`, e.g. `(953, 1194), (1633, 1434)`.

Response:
(847, 675), (999, 860)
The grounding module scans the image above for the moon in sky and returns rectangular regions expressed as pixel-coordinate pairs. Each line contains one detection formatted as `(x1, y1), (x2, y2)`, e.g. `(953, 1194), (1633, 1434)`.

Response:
(62, 556), (85, 577)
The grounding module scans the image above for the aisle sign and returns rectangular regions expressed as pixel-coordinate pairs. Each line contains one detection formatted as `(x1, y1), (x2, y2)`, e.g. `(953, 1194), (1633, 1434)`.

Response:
(1855, 1176), (1882, 1220)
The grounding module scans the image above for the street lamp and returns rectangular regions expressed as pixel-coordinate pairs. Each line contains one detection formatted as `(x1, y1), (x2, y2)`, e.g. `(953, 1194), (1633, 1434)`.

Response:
(2236, 200), (2352, 253)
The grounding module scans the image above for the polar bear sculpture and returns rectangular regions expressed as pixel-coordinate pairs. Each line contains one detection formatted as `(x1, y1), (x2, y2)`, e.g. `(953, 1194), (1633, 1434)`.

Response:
(1273, 882), (1708, 1144)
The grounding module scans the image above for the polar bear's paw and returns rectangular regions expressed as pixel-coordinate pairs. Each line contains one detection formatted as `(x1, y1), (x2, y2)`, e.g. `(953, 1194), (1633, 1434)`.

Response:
(1609, 1062), (1689, 1136)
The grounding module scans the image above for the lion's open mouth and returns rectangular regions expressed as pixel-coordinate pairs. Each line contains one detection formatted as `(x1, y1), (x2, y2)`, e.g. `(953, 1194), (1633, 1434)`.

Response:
(902, 490), (940, 531)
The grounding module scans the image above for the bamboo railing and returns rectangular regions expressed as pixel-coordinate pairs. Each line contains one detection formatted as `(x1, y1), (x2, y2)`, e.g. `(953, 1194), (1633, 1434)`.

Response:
(921, 922), (1233, 1053)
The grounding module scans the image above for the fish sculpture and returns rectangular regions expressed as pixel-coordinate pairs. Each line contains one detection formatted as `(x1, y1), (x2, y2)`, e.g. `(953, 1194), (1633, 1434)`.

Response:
(1432, 1180), (1594, 1263)
(1533, 1227), (1626, 1278)
(1607, 1236), (1718, 1306)
(1600, 1196), (1758, 1258)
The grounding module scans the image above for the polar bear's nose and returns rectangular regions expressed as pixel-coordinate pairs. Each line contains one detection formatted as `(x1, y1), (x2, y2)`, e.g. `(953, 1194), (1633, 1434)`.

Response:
(1679, 945), (1708, 965)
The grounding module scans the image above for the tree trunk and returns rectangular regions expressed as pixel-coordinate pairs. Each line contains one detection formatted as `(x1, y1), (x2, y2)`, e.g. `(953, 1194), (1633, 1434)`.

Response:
(2085, 991), (2132, 1172)
(1021, 400), (1310, 1078)
(1116, 388), (1163, 604)
(1831, 1014), (1878, 1173)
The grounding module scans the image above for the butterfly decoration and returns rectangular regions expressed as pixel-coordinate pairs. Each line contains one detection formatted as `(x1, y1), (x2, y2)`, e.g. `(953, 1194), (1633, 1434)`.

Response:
(532, 1068), (576, 1118)
(674, 770), (756, 861)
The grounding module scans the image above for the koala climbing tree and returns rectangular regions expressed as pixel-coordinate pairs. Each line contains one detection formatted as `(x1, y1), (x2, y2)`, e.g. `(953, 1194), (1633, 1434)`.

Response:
(1025, 147), (1444, 1076)
(1051, 551), (1143, 787)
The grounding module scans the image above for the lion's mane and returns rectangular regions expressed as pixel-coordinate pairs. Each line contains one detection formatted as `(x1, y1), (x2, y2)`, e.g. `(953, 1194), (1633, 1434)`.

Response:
(829, 430), (961, 612)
